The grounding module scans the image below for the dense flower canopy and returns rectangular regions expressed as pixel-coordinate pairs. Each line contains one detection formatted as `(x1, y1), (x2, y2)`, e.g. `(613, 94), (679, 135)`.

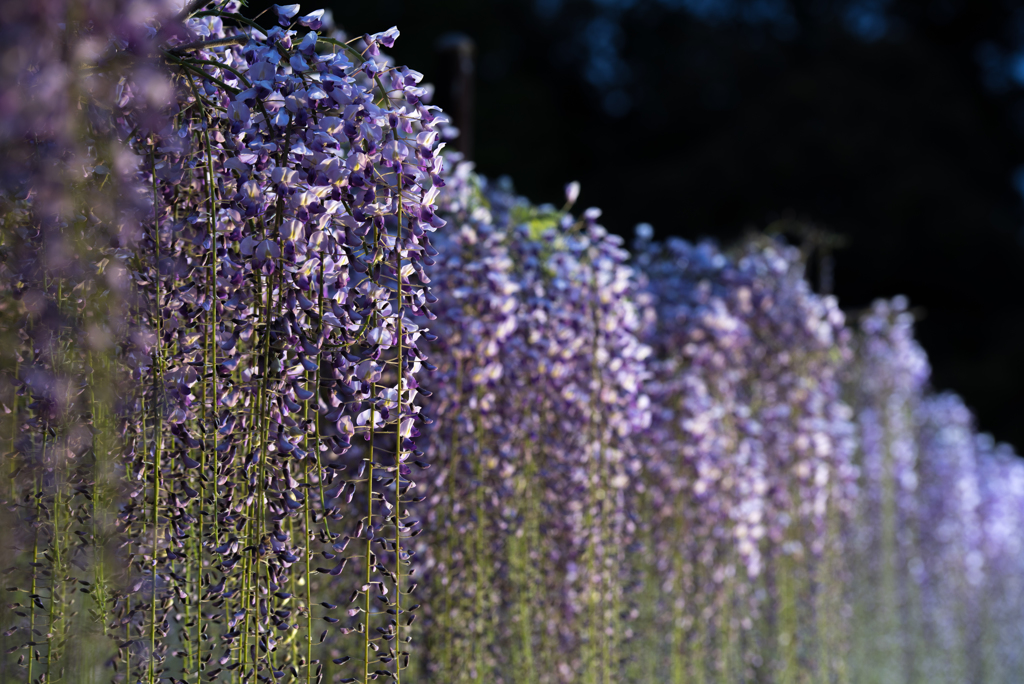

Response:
(0, 2), (1022, 684)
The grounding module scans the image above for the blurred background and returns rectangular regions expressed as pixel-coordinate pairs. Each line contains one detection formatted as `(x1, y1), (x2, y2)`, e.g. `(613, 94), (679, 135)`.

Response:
(252, 0), (1024, 452)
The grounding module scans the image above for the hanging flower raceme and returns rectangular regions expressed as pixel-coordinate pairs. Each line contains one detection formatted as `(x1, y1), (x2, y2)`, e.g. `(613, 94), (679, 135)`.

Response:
(912, 393), (987, 684)
(415, 160), (523, 684)
(122, 5), (445, 682)
(6, 3), (1024, 684)
(418, 167), (650, 684)
(973, 436), (1024, 682)
(631, 233), (856, 683)
(512, 201), (650, 684)
(0, 0), (184, 679)
(844, 297), (930, 684)
(3, 0), (445, 681)
(843, 297), (1024, 684)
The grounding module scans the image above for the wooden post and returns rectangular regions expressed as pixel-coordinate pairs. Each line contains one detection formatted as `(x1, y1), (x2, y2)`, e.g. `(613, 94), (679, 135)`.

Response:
(435, 32), (476, 160)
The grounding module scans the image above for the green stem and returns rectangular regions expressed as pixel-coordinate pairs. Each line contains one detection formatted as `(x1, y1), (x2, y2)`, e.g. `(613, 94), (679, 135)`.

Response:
(471, 398), (489, 684)
(510, 448), (536, 684)
(306, 252), (326, 684)
(393, 147), (405, 684)
(27, 468), (41, 684)
(149, 150), (165, 684)
(364, 394), (376, 684)
(313, 259), (333, 540)
(9, 356), (18, 502)
(304, 458), (313, 684)
(89, 350), (112, 646)
(669, 547), (686, 684)
(196, 87), (221, 684)
(254, 267), (276, 677)
(45, 466), (60, 684)
(440, 359), (463, 682)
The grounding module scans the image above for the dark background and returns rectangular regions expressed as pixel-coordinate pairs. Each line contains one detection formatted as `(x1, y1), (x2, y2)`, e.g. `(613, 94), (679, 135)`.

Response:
(251, 0), (1024, 451)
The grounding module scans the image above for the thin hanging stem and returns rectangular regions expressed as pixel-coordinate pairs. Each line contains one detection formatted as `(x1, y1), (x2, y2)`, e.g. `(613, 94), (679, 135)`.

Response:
(196, 83), (221, 683)
(303, 455), (314, 684)
(393, 151), (405, 684)
(45, 448), (63, 684)
(149, 149), (165, 684)
(364, 395), (376, 684)
(313, 258), (332, 540)
(27, 466), (41, 684)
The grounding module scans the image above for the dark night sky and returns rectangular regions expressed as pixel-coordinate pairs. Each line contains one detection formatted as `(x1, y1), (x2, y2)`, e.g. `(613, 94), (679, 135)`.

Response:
(252, 0), (1024, 451)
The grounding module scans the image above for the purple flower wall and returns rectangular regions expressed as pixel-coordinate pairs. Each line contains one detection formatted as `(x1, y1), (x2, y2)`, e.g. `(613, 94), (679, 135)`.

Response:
(1, 3), (1023, 684)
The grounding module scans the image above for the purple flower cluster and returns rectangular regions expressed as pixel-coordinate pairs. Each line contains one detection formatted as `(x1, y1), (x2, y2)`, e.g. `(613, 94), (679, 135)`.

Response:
(845, 297), (930, 682)
(3, 1), (444, 682)
(3, 3), (1024, 684)
(847, 298), (1024, 684)
(630, 234), (856, 682)
(418, 163), (650, 684)
(0, 0), (184, 679)
(404, 165), (1024, 684)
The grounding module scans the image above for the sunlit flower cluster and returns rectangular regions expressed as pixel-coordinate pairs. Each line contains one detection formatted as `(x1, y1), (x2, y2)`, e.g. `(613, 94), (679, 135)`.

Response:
(2, 1), (442, 682)
(417, 162), (650, 684)
(627, 234), (856, 682)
